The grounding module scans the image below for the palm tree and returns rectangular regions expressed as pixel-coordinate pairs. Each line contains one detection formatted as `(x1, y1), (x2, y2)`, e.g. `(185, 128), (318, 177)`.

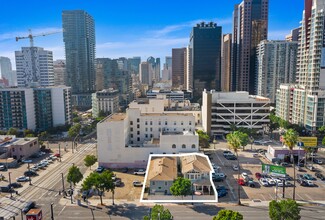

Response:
(282, 128), (298, 200)
(226, 131), (248, 205)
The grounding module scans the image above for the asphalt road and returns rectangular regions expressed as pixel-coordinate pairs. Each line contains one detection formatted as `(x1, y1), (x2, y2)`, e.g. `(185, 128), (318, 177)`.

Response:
(57, 203), (325, 220)
(0, 141), (96, 219)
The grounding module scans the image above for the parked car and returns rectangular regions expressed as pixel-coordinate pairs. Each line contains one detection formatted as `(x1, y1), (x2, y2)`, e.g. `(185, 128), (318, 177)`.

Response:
(266, 178), (276, 186)
(273, 179), (283, 187)
(255, 172), (262, 180)
(96, 166), (105, 173)
(232, 164), (239, 171)
(241, 172), (248, 179)
(223, 150), (233, 156)
(133, 169), (146, 175)
(121, 167), (129, 173)
(306, 164), (316, 171)
(212, 173), (224, 182)
(217, 189), (228, 198)
(22, 159), (32, 163)
(215, 173), (226, 179)
(305, 180), (315, 187)
(133, 180), (143, 187)
(16, 176), (30, 182)
(315, 172), (325, 180)
(259, 178), (269, 187)
(225, 155), (237, 160)
(280, 162), (291, 167)
(0, 186), (15, 193)
(114, 178), (122, 187)
(22, 201), (36, 213)
(0, 165), (7, 171)
(24, 170), (38, 177)
(303, 174), (316, 180)
(8, 182), (22, 188)
(212, 163), (221, 172)
(313, 159), (323, 164)
(295, 166), (302, 172)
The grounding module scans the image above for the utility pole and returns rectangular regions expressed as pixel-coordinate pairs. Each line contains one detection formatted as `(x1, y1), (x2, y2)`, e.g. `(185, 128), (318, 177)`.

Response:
(59, 144), (61, 162)
(61, 173), (65, 196)
(282, 179), (285, 198)
(28, 163), (32, 185)
(70, 181), (73, 204)
(8, 172), (12, 198)
(50, 203), (54, 220)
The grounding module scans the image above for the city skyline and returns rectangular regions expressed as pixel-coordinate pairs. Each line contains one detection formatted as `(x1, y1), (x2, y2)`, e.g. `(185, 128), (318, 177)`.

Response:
(0, 0), (303, 68)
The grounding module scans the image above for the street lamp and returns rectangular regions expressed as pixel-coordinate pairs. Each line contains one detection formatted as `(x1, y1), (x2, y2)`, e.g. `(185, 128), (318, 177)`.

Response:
(50, 203), (54, 220)
(61, 173), (65, 196)
(58, 144), (61, 162)
(8, 172), (12, 198)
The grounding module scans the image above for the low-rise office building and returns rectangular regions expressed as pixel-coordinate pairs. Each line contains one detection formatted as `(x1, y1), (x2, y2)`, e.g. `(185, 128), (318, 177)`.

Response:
(0, 135), (39, 160)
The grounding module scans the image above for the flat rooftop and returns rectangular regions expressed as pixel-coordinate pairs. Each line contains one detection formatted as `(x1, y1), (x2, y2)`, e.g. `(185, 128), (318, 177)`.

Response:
(141, 112), (192, 117)
(103, 113), (127, 122)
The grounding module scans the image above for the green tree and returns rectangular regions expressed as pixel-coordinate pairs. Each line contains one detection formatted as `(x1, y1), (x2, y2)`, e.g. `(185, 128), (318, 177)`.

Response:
(213, 210), (243, 220)
(39, 131), (48, 139)
(84, 155), (97, 170)
(67, 165), (83, 186)
(0, 130), (6, 135)
(82, 170), (114, 205)
(68, 123), (81, 138)
(73, 117), (81, 123)
(226, 131), (248, 205)
(23, 129), (34, 137)
(170, 177), (192, 199)
(322, 136), (325, 147)
(7, 127), (18, 136)
(282, 129), (298, 200)
(143, 204), (173, 220)
(197, 130), (210, 148)
(269, 199), (301, 220)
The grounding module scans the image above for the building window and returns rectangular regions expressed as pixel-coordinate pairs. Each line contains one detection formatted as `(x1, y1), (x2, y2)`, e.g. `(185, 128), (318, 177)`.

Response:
(130, 134), (133, 138)
(130, 121), (133, 125)
(159, 128), (161, 132)
(172, 144), (176, 148)
(158, 121), (161, 125)
(145, 128), (148, 132)
(189, 121), (192, 125)
(165, 121), (168, 125)
(130, 141), (133, 144)
(145, 134), (148, 138)
(145, 121), (148, 125)
(163, 152), (166, 154)
(137, 137), (140, 141)
(150, 121), (152, 125)
(150, 128), (153, 131)
(174, 121), (176, 125)
(20, 147), (22, 151)
(130, 128), (133, 132)
(165, 182), (167, 186)
(152, 181), (155, 185)
(137, 118), (140, 123)
(181, 121), (183, 125)
(182, 144), (186, 148)
(137, 124), (140, 129)
(137, 131), (140, 135)
(192, 144), (196, 148)
(12, 148), (15, 152)
(150, 134), (153, 138)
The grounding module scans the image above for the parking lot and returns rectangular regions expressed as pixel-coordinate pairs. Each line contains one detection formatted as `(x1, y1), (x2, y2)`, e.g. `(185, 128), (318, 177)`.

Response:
(207, 140), (325, 203)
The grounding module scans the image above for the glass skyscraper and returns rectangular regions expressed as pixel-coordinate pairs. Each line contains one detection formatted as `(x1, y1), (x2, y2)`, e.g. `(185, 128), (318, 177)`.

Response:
(62, 10), (96, 108)
(189, 22), (222, 100)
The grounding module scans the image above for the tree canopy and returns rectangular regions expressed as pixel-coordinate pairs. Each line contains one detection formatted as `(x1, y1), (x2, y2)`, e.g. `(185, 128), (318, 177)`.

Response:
(282, 129), (298, 150)
(226, 131), (249, 153)
(170, 177), (192, 198)
(143, 204), (173, 220)
(82, 170), (114, 205)
(67, 165), (83, 186)
(7, 127), (18, 136)
(84, 155), (97, 169)
(213, 210), (243, 220)
(68, 123), (81, 138)
(269, 199), (301, 220)
(197, 130), (210, 148)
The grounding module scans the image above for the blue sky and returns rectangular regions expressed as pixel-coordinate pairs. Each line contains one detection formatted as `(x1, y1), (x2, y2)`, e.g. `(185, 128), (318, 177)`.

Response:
(0, 0), (303, 69)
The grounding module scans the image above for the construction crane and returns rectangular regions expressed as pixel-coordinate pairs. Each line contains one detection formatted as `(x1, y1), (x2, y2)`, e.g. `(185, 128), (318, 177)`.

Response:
(15, 29), (62, 47)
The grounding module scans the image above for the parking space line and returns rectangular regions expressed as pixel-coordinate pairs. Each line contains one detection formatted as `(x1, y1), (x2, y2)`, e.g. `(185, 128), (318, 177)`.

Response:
(260, 194), (267, 201)
(304, 193), (313, 201)
(296, 193), (304, 200)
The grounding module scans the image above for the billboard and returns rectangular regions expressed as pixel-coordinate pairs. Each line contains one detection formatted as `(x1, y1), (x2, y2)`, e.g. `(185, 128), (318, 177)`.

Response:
(262, 164), (286, 176)
(297, 137), (317, 147)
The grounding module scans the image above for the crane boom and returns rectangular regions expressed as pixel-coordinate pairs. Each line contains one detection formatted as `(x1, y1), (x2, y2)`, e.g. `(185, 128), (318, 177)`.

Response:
(15, 29), (62, 47)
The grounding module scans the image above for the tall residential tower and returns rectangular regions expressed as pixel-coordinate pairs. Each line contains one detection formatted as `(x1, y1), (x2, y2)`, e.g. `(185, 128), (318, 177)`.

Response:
(62, 10), (96, 108)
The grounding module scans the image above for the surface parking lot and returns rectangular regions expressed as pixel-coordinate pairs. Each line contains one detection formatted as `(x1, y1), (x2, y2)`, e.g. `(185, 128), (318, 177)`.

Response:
(208, 140), (325, 203)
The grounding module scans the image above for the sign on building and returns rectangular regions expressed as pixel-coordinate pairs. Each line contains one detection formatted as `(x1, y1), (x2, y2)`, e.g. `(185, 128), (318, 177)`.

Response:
(262, 164), (286, 176)
(297, 137), (317, 147)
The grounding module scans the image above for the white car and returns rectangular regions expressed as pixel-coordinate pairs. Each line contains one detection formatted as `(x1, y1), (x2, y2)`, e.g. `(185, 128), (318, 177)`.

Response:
(273, 179), (283, 187)
(211, 163), (221, 171)
(133, 169), (146, 175)
(133, 180), (143, 187)
(259, 178), (269, 186)
(214, 173), (226, 178)
(306, 180), (315, 187)
(16, 176), (30, 182)
(232, 164), (239, 171)
(266, 178), (276, 186)
(241, 172), (248, 179)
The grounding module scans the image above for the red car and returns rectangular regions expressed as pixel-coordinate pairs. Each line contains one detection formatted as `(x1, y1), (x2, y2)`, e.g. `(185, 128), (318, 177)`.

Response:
(255, 172), (262, 180)
(238, 178), (245, 186)
(54, 153), (61, 157)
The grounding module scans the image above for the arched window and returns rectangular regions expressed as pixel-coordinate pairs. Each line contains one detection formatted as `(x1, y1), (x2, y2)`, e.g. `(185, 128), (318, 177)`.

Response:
(182, 144), (186, 148)
(172, 144), (176, 148)
(192, 144), (196, 149)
